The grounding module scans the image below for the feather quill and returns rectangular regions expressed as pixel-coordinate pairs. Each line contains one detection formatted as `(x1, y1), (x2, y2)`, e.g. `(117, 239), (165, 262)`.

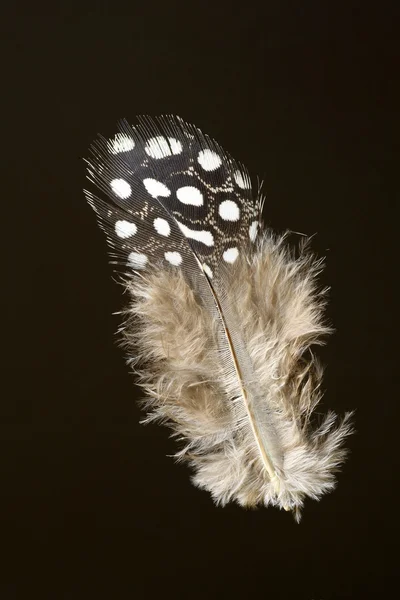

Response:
(84, 115), (353, 521)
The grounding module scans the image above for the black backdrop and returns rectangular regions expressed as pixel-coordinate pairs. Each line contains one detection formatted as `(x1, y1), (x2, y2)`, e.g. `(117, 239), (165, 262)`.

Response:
(2, 3), (398, 599)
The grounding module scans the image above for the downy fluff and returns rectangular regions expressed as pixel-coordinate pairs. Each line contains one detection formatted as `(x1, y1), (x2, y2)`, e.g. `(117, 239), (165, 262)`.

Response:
(84, 115), (353, 521)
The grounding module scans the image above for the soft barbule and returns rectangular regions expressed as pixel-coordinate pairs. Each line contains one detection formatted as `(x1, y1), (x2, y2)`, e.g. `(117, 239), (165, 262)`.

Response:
(84, 115), (353, 521)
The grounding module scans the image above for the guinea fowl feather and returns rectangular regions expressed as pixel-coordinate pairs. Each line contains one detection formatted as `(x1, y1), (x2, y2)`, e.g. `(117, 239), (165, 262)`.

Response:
(84, 115), (353, 521)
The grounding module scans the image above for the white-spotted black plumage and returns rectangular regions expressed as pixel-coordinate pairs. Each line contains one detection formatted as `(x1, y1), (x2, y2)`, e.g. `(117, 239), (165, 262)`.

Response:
(84, 115), (353, 521)
(85, 115), (260, 279)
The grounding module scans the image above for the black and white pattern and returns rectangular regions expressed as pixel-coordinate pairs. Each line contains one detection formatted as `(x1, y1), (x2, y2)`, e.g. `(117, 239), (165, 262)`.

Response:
(85, 115), (262, 280)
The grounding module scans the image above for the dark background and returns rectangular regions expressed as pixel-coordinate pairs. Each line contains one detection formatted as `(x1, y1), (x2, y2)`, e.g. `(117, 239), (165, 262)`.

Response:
(2, 3), (398, 599)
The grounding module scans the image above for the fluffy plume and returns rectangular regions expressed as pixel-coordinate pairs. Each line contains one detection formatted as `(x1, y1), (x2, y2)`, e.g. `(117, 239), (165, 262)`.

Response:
(119, 232), (352, 521)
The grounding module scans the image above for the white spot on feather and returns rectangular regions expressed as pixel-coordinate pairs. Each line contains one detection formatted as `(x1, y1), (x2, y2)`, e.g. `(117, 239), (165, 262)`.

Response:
(168, 137), (183, 154)
(115, 220), (137, 238)
(145, 136), (182, 159)
(128, 252), (148, 269)
(176, 186), (203, 206)
(108, 134), (135, 154)
(154, 217), (171, 236)
(176, 221), (214, 246)
(197, 149), (222, 171)
(110, 178), (132, 199)
(165, 251), (182, 266)
(223, 247), (239, 263)
(143, 178), (171, 198)
(144, 136), (170, 159)
(219, 200), (240, 221)
(234, 170), (250, 189)
(249, 221), (258, 242)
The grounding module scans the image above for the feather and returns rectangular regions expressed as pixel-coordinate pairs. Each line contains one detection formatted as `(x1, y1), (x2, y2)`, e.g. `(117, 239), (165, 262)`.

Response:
(84, 115), (353, 521)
